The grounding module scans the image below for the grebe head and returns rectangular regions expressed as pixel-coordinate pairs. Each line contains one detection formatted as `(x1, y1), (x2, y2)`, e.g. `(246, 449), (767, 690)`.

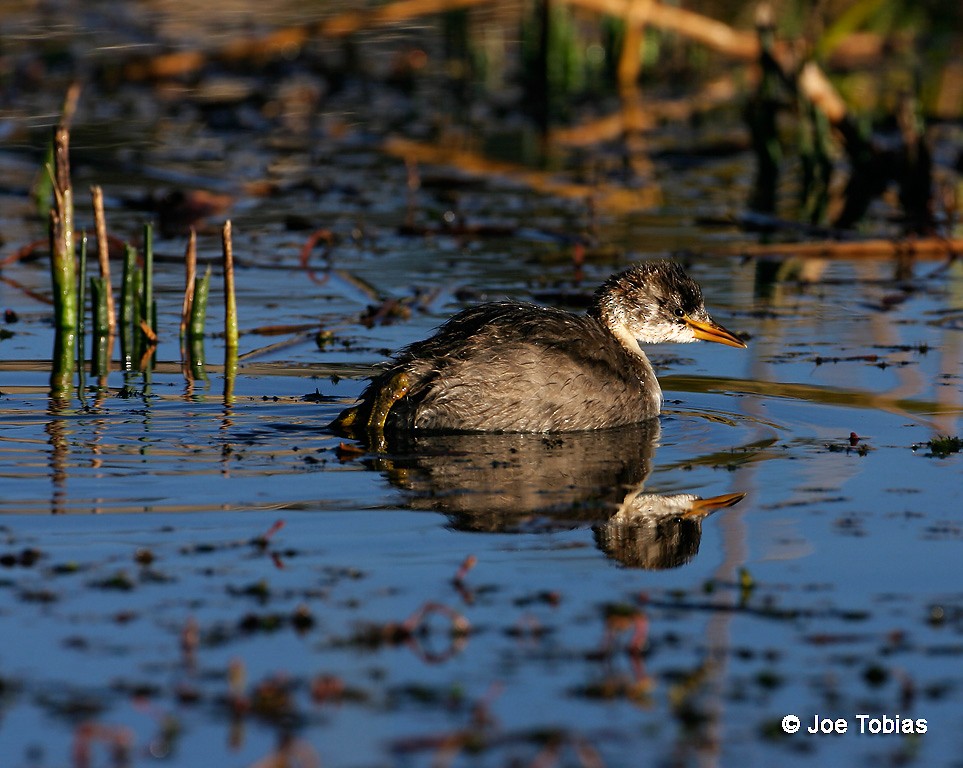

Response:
(592, 260), (746, 351)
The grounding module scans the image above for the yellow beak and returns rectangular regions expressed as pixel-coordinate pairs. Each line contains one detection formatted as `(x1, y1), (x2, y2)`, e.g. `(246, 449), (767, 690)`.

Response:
(683, 492), (747, 519)
(685, 315), (747, 348)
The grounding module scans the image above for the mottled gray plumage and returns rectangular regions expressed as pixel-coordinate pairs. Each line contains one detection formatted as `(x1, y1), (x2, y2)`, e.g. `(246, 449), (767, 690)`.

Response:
(335, 260), (744, 433)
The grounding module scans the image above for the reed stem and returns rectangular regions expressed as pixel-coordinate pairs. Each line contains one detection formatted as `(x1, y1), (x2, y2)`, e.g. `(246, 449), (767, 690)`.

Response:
(77, 230), (88, 367)
(49, 127), (76, 336)
(180, 228), (197, 345)
(142, 222), (155, 341)
(76, 232), (88, 403)
(48, 104), (77, 398)
(186, 265), (211, 384)
(91, 277), (111, 376)
(222, 220), (239, 351)
(132, 265), (145, 366)
(120, 244), (137, 369)
(91, 185), (116, 338)
(190, 265), (211, 341)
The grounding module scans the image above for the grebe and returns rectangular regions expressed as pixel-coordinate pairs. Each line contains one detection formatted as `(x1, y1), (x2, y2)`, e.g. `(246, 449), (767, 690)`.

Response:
(331, 260), (745, 435)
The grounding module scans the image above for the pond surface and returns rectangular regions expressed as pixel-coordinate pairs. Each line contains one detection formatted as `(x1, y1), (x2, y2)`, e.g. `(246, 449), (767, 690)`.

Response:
(2, 3), (963, 767)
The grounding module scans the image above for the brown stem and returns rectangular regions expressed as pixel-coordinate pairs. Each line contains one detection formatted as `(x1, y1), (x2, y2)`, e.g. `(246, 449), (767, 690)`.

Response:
(90, 185), (116, 338)
(180, 228), (197, 343)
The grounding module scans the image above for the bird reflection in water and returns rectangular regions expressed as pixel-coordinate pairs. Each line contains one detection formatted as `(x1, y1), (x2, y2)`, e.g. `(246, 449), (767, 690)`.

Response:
(331, 260), (748, 566)
(362, 420), (745, 570)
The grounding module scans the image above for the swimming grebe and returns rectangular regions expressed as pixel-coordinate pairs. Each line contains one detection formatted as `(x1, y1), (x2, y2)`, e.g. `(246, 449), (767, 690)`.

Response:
(331, 260), (745, 435)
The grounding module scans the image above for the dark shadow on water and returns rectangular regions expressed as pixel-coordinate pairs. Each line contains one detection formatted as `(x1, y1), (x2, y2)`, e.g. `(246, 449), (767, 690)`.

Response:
(364, 421), (745, 570)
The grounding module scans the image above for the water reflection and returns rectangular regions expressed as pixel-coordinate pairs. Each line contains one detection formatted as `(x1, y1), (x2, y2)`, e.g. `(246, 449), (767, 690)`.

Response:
(366, 421), (745, 570)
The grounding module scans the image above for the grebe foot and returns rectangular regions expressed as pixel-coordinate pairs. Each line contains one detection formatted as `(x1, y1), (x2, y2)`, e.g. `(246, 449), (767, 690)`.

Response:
(365, 371), (411, 450)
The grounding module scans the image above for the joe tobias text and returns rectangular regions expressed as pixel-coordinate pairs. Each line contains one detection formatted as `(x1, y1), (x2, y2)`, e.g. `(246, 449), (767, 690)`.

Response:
(808, 714), (927, 735)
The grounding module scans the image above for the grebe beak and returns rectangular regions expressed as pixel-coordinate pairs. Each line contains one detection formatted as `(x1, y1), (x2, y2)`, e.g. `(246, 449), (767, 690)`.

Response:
(683, 492), (747, 518)
(685, 315), (747, 348)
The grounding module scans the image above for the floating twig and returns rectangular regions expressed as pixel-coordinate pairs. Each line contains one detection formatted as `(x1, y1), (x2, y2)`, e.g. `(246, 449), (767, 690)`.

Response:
(298, 228), (335, 284)
(719, 237), (962, 261)
(71, 722), (133, 768)
(453, 554), (477, 583)
(139, 319), (158, 345)
(250, 520), (285, 551)
(236, 331), (317, 363)
(383, 136), (662, 212)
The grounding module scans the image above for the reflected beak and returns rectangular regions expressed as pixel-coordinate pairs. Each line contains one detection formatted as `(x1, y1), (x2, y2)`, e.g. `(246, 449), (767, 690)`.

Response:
(684, 491), (747, 519)
(685, 315), (747, 348)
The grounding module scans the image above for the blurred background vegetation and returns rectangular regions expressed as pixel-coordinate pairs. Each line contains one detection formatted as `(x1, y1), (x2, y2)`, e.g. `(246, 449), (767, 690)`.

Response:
(1, 0), (961, 239)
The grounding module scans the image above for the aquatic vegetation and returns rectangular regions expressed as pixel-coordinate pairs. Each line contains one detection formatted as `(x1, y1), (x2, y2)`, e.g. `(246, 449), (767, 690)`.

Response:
(917, 435), (963, 459)
(0, 3), (960, 767)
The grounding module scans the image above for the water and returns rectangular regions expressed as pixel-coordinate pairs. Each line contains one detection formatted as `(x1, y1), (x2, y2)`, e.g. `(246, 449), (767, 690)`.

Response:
(2, 3), (963, 766)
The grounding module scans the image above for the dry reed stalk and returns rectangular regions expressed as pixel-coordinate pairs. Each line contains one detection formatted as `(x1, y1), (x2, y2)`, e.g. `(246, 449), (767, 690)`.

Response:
(180, 228), (197, 342)
(798, 62), (848, 125)
(382, 136), (662, 211)
(564, 0), (759, 60)
(722, 237), (962, 260)
(139, 319), (159, 344)
(90, 186), (116, 337)
(616, 0), (651, 89)
(127, 0), (490, 81)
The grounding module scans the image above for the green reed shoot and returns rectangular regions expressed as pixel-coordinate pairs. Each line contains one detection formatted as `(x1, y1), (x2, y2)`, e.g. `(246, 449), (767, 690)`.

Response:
(190, 265), (211, 342)
(76, 231), (88, 403)
(76, 230), (87, 362)
(35, 141), (54, 222)
(222, 220), (238, 351)
(187, 265), (211, 381)
(120, 244), (137, 369)
(141, 222), (155, 346)
(90, 276), (111, 376)
(221, 220), (238, 403)
(48, 120), (76, 399)
(132, 266), (145, 363)
(48, 126), (76, 338)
